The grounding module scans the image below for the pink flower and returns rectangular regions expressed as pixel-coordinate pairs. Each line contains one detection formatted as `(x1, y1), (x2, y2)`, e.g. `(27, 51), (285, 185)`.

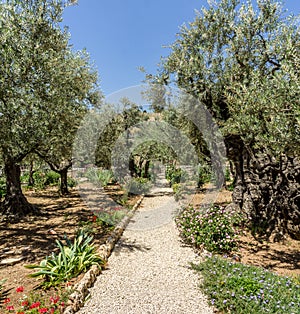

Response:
(38, 308), (48, 313)
(6, 305), (14, 311)
(16, 286), (24, 293)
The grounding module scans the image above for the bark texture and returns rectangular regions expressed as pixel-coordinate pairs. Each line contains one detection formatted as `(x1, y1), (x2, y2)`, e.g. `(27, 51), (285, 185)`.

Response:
(1, 160), (36, 217)
(227, 136), (300, 240)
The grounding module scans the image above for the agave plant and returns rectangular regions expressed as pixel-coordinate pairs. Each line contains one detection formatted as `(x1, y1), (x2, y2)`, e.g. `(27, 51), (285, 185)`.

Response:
(25, 229), (104, 288)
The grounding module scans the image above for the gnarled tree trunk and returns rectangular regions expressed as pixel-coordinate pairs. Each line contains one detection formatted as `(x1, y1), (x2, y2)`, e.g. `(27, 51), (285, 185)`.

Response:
(59, 167), (69, 195)
(1, 159), (36, 217)
(226, 135), (300, 240)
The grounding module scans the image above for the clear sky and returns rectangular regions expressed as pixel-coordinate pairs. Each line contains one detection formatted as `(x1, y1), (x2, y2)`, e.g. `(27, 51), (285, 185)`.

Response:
(62, 0), (300, 96)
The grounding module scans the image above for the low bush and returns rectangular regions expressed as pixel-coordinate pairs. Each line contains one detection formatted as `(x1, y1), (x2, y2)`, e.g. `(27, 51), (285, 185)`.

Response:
(165, 165), (188, 186)
(44, 171), (60, 186)
(125, 177), (151, 195)
(193, 256), (300, 314)
(196, 163), (211, 188)
(85, 168), (114, 187)
(172, 183), (182, 201)
(93, 206), (126, 227)
(175, 205), (242, 253)
(67, 176), (77, 188)
(25, 229), (104, 288)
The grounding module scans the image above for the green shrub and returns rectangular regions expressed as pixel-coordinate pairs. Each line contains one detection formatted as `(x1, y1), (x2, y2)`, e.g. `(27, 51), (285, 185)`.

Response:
(175, 205), (242, 253)
(85, 168), (114, 187)
(20, 171), (30, 184)
(67, 176), (77, 188)
(196, 163), (211, 188)
(44, 170), (60, 186)
(25, 229), (104, 288)
(172, 183), (182, 201)
(166, 165), (188, 186)
(93, 207), (126, 227)
(125, 177), (151, 195)
(193, 256), (300, 314)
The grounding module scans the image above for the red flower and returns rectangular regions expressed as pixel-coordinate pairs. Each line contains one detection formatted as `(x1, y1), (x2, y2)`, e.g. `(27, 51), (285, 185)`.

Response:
(16, 286), (24, 293)
(3, 298), (10, 304)
(21, 300), (29, 307)
(50, 296), (60, 304)
(29, 301), (41, 309)
(17, 312), (25, 314)
(92, 215), (97, 222)
(50, 308), (55, 314)
(60, 301), (65, 307)
(6, 305), (14, 311)
(38, 308), (48, 313)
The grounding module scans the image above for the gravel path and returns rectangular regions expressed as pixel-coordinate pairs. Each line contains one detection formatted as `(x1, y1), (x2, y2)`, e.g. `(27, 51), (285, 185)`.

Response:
(78, 195), (214, 314)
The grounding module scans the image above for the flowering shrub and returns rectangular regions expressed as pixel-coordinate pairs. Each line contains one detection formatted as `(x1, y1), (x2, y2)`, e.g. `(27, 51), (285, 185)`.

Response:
(175, 205), (242, 253)
(2, 286), (67, 313)
(193, 256), (300, 313)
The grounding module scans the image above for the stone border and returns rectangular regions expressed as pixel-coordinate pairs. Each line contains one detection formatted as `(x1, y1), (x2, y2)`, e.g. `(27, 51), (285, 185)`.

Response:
(63, 195), (144, 314)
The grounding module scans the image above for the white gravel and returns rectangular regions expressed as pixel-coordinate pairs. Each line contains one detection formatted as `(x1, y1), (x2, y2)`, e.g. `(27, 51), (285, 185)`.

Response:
(78, 195), (214, 314)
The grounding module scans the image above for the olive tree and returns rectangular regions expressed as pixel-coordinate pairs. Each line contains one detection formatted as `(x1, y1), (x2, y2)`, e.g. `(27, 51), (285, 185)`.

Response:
(0, 0), (99, 215)
(156, 0), (300, 239)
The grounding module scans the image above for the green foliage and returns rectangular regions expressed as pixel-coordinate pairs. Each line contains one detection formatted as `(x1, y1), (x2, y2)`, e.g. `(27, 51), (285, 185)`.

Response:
(44, 171), (60, 186)
(93, 207), (126, 227)
(0, 0), (99, 213)
(25, 229), (104, 288)
(165, 165), (188, 186)
(193, 256), (300, 313)
(196, 163), (211, 188)
(159, 0), (300, 154)
(67, 176), (77, 188)
(32, 171), (47, 190)
(0, 176), (6, 199)
(85, 168), (114, 187)
(125, 177), (151, 195)
(172, 183), (182, 201)
(225, 167), (231, 182)
(175, 205), (241, 253)
(95, 100), (146, 169)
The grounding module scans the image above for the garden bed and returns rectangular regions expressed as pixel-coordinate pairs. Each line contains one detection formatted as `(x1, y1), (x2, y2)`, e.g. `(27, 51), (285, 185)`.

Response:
(0, 185), (139, 313)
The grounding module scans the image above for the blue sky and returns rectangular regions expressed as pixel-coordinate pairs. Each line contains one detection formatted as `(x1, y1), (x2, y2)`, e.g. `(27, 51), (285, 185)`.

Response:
(63, 0), (300, 96)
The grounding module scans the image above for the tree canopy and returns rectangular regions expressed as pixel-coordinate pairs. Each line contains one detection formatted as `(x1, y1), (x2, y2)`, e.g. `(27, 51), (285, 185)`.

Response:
(155, 0), (300, 239)
(0, 0), (100, 215)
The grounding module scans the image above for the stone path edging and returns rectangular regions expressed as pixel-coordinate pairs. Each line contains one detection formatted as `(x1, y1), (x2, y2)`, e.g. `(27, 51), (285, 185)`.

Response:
(63, 195), (144, 314)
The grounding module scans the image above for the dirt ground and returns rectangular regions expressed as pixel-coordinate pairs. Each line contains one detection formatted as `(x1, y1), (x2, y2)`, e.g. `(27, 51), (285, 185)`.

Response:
(0, 184), (139, 310)
(0, 185), (299, 310)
